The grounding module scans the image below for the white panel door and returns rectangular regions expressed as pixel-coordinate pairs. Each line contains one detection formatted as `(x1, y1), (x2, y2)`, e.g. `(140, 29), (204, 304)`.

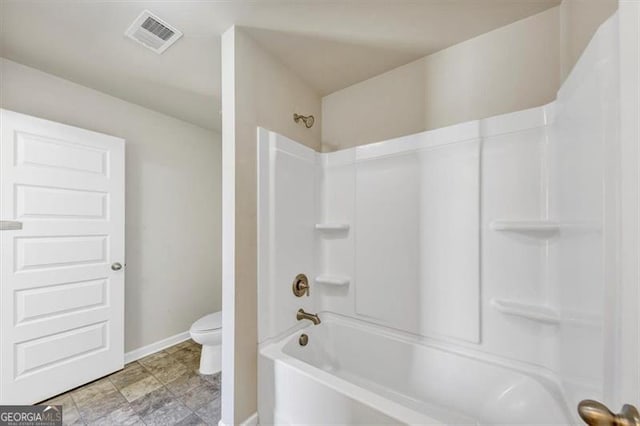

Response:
(0, 109), (125, 404)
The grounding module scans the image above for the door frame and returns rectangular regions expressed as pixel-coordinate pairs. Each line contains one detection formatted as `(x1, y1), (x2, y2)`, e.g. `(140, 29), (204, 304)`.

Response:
(615, 0), (640, 407)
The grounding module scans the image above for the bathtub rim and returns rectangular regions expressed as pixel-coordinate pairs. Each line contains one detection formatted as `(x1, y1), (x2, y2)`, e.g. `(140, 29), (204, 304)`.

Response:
(259, 312), (577, 424)
(260, 330), (462, 425)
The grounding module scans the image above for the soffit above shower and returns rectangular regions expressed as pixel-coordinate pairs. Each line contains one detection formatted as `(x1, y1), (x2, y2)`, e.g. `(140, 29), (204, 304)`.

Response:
(0, 0), (560, 132)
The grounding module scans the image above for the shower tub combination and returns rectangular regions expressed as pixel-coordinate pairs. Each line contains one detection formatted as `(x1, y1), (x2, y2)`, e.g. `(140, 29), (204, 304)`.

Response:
(257, 12), (620, 426)
(259, 315), (571, 425)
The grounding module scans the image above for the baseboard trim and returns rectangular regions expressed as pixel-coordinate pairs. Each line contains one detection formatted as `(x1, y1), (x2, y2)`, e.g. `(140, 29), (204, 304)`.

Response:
(218, 413), (258, 426)
(124, 330), (191, 363)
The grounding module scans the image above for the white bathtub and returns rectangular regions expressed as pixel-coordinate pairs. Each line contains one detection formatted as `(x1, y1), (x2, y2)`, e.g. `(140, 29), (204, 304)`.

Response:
(258, 315), (574, 425)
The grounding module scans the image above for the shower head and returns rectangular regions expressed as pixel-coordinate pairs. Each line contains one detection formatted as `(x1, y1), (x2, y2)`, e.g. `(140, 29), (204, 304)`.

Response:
(294, 113), (315, 128)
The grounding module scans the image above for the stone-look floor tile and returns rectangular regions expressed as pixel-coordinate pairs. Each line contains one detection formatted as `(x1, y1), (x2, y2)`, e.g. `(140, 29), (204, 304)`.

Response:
(69, 378), (114, 407)
(171, 347), (201, 366)
(73, 387), (128, 422)
(194, 398), (221, 426)
(42, 394), (82, 426)
(180, 382), (220, 410)
(64, 408), (84, 425)
(165, 369), (209, 397)
(39, 341), (220, 426)
(90, 404), (144, 426)
(187, 346), (202, 361)
(201, 372), (221, 387)
(71, 377), (130, 422)
(164, 345), (182, 354)
(119, 375), (163, 402)
(156, 362), (190, 384)
(41, 393), (67, 406)
(186, 341), (201, 352)
(174, 413), (207, 426)
(165, 340), (197, 354)
(138, 350), (171, 367)
(174, 356), (202, 375)
(186, 359), (202, 374)
(139, 350), (172, 368)
(171, 341), (202, 355)
(142, 355), (189, 384)
(109, 362), (151, 390)
(141, 398), (192, 426)
(128, 387), (175, 418)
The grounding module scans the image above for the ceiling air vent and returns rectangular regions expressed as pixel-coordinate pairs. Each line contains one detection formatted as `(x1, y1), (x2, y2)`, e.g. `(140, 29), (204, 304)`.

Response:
(125, 10), (183, 54)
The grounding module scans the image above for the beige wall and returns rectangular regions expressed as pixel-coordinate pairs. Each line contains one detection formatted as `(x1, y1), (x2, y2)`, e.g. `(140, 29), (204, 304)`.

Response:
(560, 0), (618, 81)
(322, 0), (617, 151)
(321, 7), (561, 151)
(0, 58), (222, 353)
(220, 27), (321, 425)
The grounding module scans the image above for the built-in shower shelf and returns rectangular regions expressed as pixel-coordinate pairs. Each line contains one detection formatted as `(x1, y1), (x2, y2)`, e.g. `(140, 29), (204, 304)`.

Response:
(490, 220), (601, 235)
(315, 275), (350, 286)
(492, 299), (561, 324)
(490, 220), (562, 234)
(492, 298), (601, 327)
(315, 223), (350, 232)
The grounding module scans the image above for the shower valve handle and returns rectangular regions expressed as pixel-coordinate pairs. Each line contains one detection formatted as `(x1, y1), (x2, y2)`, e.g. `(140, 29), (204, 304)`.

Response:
(292, 274), (310, 297)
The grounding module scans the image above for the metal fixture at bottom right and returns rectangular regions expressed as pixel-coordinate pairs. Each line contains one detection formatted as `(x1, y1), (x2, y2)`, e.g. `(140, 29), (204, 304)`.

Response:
(578, 399), (640, 425)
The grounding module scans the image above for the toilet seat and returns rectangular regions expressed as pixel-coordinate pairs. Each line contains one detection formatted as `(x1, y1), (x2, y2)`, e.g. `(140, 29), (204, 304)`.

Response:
(191, 311), (222, 333)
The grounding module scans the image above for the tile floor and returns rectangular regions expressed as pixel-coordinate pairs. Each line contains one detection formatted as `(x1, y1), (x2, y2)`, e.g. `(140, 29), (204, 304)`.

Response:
(42, 340), (221, 426)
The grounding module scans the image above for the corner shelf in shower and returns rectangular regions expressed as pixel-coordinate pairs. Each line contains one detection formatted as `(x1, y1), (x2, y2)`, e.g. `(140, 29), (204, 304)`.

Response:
(491, 298), (601, 327)
(315, 275), (350, 286)
(490, 220), (562, 235)
(491, 299), (561, 324)
(490, 220), (601, 235)
(315, 223), (350, 232)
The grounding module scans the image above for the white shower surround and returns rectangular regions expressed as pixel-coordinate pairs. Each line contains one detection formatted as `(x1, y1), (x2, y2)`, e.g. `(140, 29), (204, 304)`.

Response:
(257, 12), (619, 425)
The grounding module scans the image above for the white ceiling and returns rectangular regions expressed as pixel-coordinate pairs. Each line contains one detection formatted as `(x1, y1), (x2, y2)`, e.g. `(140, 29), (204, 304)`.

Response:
(0, 0), (560, 132)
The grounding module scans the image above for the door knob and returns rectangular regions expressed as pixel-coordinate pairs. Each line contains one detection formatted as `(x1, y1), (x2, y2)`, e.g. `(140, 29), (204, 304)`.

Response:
(578, 399), (640, 426)
(111, 262), (123, 271)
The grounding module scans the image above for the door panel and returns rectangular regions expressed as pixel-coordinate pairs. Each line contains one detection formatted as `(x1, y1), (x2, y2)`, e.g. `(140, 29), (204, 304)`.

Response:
(15, 185), (108, 220)
(15, 131), (108, 175)
(0, 109), (125, 404)
(16, 235), (109, 271)
(15, 278), (108, 324)
(15, 322), (108, 378)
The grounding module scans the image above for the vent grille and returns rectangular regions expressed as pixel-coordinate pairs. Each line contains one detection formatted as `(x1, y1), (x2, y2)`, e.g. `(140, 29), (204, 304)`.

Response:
(125, 10), (182, 54)
(141, 17), (175, 41)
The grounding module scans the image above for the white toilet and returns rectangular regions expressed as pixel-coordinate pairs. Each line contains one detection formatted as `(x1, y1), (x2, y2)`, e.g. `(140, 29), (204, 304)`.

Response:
(189, 311), (222, 375)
